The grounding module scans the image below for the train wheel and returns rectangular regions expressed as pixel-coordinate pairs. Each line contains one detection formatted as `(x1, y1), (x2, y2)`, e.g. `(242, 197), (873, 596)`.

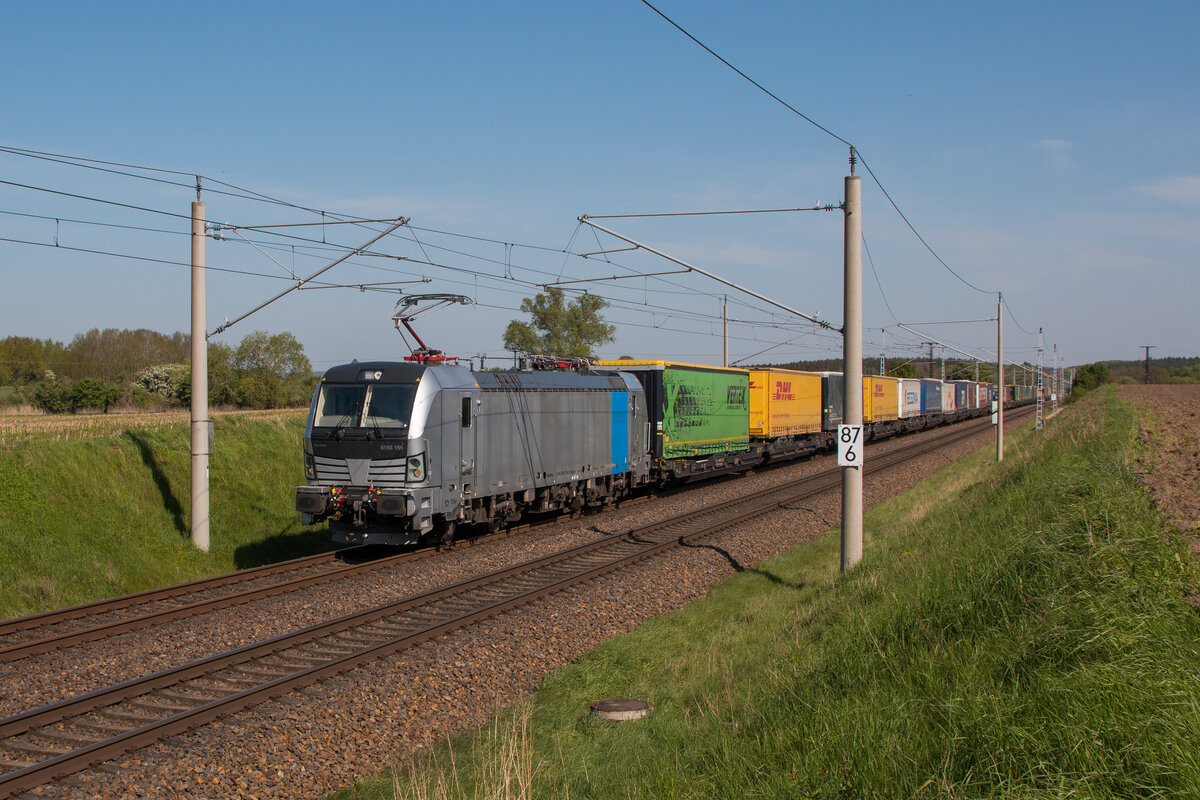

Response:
(435, 519), (457, 548)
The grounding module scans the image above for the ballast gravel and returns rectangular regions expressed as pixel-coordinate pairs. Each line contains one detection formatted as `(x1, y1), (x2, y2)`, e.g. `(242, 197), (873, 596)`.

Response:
(5, 418), (1012, 799)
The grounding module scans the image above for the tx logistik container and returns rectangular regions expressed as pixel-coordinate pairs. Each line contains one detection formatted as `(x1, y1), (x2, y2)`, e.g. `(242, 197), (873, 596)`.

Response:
(748, 368), (822, 436)
(594, 361), (750, 460)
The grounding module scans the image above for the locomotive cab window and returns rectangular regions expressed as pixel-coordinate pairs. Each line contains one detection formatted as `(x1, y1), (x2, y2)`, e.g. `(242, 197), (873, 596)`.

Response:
(313, 382), (417, 429)
(313, 384), (364, 428)
(364, 384), (417, 428)
(461, 397), (472, 428)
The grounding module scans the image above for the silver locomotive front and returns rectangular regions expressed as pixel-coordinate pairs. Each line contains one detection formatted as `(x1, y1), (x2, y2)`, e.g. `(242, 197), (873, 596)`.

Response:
(295, 361), (472, 546)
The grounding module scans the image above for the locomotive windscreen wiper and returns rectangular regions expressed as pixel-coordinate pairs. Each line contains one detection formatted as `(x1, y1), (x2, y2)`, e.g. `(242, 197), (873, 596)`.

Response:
(331, 413), (353, 439)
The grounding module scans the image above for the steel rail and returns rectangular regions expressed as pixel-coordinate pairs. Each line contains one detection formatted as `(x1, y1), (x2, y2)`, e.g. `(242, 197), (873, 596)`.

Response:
(0, 549), (428, 662)
(0, 408), (1029, 663)
(0, 410), (1023, 796)
(0, 496), (661, 663)
(0, 550), (350, 636)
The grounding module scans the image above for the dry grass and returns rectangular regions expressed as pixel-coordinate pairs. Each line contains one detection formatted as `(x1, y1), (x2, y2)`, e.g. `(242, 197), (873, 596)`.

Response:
(0, 407), (306, 443)
(392, 705), (535, 800)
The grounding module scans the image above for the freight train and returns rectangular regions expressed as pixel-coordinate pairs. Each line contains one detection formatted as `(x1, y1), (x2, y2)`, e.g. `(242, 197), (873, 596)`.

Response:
(295, 359), (1039, 546)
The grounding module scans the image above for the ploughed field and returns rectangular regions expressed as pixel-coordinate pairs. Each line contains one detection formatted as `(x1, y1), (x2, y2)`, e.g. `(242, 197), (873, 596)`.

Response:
(1120, 384), (1200, 553)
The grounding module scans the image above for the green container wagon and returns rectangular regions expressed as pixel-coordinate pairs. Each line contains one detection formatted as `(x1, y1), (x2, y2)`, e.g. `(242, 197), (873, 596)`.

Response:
(594, 360), (750, 461)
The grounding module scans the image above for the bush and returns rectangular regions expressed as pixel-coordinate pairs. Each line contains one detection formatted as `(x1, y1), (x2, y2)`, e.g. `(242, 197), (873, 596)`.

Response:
(32, 379), (71, 414)
(1073, 361), (1111, 392)
(69, 378), (121, 413)
(133, 363), (189, 405)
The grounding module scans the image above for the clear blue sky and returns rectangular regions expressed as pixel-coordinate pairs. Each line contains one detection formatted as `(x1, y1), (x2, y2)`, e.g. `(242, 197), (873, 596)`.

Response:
(2, 1), (1196, 372)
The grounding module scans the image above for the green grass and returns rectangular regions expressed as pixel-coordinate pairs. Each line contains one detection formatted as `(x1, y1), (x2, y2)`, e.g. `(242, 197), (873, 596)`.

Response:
(341, 388), (1200, 799)
(0, 411), (337, 618)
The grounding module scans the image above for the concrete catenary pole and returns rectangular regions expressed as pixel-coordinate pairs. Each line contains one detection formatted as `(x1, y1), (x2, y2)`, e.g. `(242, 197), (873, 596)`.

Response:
(841, 161), (863, 572)
(1053, 344), (1059, 412)
(996, 292), (1004, 462)
(191, 199), (210, 552)
(880, 328), (885, 376)
(722, 296), (728, 367)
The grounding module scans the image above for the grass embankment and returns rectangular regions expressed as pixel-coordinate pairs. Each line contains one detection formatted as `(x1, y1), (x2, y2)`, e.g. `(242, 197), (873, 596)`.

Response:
(0, 410), (335, 619)
(344, 388), (1200, 799)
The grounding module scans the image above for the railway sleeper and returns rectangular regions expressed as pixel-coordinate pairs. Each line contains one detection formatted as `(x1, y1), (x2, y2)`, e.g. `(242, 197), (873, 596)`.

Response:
(188, 674), (262, 690)
(158, 687), (228, 704)
(299, 637), (362, 653)
(28, 728), (101, 748)
(301, 645), (359, 659)
(71, 717), (135, 736)
(95, 707), (161, 724)
(263, 654), (330, 668)
(363, 622), (416, 635)
(327, 632), (391, 647)
(226, 666), (294, 681)
(127, 697), (194, 714)
(3, 739), (69, 758)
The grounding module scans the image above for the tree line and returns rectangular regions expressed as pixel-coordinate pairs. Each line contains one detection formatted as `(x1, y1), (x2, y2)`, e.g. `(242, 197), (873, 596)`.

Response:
(777, 358), (1019, 384)
(0, 329), (314, 413)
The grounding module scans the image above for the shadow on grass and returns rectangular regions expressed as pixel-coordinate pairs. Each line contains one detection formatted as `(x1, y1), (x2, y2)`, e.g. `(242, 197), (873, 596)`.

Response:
(126, 432), (187, 537)
(679, 538), (807, 591)
(233, 525), (342, 569)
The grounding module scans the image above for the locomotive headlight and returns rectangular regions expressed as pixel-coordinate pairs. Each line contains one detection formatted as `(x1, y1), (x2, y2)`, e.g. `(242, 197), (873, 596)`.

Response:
(407, 453), (426, 481)
(304, 452), (316, 480)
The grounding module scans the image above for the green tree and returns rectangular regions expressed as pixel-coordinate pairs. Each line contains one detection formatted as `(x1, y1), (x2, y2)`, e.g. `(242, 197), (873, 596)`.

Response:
(207, 341), (238, 407)
(1073, 362), (1111, 392)
(133, 363), (190, 402)
(70, 378), (121, 413)
(885, 360), (919, 379)
(502, 288), (615, 358)
(0, 336), (56, 384)
(32, 375), (71, 414)
(232, 331), (313, 408)
(64, 328), (189, 380)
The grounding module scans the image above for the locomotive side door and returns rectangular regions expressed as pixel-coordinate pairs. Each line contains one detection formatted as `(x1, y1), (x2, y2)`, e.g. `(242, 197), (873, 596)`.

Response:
(458, 392), (476, 494)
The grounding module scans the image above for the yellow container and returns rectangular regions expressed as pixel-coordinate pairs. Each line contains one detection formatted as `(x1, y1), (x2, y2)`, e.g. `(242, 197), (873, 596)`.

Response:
(748, 369), (823, 436)
(863, 376), (900, 422)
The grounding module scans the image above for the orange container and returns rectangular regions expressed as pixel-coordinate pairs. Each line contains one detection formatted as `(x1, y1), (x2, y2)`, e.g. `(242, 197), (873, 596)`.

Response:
(748, 369), (823, 436)
(862, 376), (900, 422)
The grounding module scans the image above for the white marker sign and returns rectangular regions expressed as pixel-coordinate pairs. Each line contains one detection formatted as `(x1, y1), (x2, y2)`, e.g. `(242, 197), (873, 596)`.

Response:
(837, 424), (863, 467)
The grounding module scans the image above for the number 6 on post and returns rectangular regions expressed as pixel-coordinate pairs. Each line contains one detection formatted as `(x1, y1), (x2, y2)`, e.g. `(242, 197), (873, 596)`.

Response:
(837, 424), (863, 467)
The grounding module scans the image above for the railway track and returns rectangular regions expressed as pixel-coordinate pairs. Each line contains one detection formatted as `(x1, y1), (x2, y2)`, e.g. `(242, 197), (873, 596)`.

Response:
(0, 547), (405, 662)
(0, 494), (663, 664)
(0, 411), (1021, 797)
(0, 411), (982, 664)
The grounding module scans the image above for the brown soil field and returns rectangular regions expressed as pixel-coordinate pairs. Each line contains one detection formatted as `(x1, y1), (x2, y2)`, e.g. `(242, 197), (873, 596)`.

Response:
(1119, 385), (1200, 555)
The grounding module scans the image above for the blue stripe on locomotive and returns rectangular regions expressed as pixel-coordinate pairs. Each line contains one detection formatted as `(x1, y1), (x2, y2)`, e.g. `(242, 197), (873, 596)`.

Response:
(610, 391), (629, 474)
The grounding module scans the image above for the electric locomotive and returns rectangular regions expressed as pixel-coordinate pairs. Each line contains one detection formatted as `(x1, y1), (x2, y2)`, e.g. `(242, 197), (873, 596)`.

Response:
(295, 361), (649, 546)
